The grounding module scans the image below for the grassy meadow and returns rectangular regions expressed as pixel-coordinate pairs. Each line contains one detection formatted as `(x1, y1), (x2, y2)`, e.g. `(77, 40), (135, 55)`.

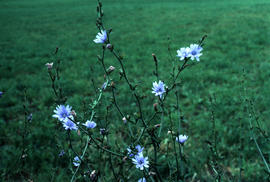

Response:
(1, 0), (270, 181)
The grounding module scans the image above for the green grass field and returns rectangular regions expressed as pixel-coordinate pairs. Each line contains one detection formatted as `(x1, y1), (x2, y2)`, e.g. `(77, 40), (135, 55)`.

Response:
(1, 0), (270, 181)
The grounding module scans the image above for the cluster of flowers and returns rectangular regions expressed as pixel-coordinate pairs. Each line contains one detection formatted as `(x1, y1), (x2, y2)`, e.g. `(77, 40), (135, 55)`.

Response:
(93, 30), (203, 101)
(52, 105), (97, 131)
(93, 30), (203, 62)
(128, 135), (187, 182)
(127, 145), (149, 181)
(176, 44), (203, 61)
(48, 30), (196, 179)
(52, 105), (98, 168)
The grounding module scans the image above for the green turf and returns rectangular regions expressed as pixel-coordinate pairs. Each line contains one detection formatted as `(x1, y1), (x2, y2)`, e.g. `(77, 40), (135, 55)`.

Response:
(1, 0), (270, 181)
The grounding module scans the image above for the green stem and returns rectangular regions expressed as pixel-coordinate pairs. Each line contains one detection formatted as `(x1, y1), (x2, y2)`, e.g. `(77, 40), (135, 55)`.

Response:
(70, 136), (90, 182)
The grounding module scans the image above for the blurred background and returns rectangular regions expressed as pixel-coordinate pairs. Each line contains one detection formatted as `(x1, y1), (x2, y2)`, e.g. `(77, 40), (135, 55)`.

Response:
(1, 0), (270, 181)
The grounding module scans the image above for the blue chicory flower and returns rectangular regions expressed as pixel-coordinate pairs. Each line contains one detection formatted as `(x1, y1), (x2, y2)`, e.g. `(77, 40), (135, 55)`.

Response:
(138, 178), (146, 182)
(73, 156), (81, 167)
(53, 105), (73, 122)
(83, 120), (97, 129)
(127, 147), (134, 157)
(152, 81), (166, 99)
(176, 47), (190, 60)
(135, 145), (144, 153)
(62, 118), (78, 131)
(176, 134), (188, 144)
(189, 44), (203, 61)
(93, 30), (107, 44)
(132, 152), (149, 170)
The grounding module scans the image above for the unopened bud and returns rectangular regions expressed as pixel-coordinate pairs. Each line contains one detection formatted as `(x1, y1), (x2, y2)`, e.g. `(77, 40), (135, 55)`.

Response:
(154, 124), (161, 128)
(55, 47), (59, 54)
(58, 150), (65, 157)
(152, 53), (157, 62)
(126, 115), (130, 120)
(71, 110), (77, 117)
(167, 130), (175, 134)
(153, 103), (158, 111)
(110, 81), (115, 88)
(27, 113), (33, 122)
(90, 170), (97, 180)
(101, 82), (107, 90)
(106, 44), (113, 51)
(149, 171), (156, 176)
(107, 65), (115, 74)
(122, 117), (127, 124)
(45, 62), (53, 70)
(100, 128), (106, 135)
(22, 154), (27, 159)
(122, 156), (128, 162)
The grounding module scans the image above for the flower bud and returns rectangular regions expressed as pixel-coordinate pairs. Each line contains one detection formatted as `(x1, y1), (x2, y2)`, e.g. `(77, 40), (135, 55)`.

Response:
(58, 150), (65, 157)
(100, 128), (106, 135)
(152, 53), (157, 63)
(90, 170), (97, 180)
(45, 62), (53, 70)
(55, 47), (59, 54)
(71, 110), (77, 117)
(106, 44), (113, 51)
(122, 117), (127, 124)
(77, 129), (81, 136)
(154, 124), (161, 128)
(176, 134), (188, 144)
(126, 115), (130, 120)
(107, 65), (115, 74)
(122, 156), (128, 162)
(22, 154), (27, 159)
(153, 103), (158, 111)
(27, 113), (33, 122)
(110, 81), (115, 88)
(149, 171), (156, 176)
(101, 82), (107, 90)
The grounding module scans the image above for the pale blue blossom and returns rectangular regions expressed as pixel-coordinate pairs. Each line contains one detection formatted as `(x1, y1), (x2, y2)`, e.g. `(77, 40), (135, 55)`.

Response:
(135, 145), (144, 153)
(176, 47), (190, 60)
(138, 178), (146, 182)
(83, 120), (97, 129)
(189, 44), (203, 61)
(73, 156), (81, 167)
(176, 134), (188, 144)
(152, 81), (166, 99)
(59, 150), (65, 157)
(127, 145), (144, 157)
(127, 147), (134, 157)
(93, 30), (107, 44)
(132, 152), (149, 170)
(53, 105), (73, 122)
(62, 118), (78, 131)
